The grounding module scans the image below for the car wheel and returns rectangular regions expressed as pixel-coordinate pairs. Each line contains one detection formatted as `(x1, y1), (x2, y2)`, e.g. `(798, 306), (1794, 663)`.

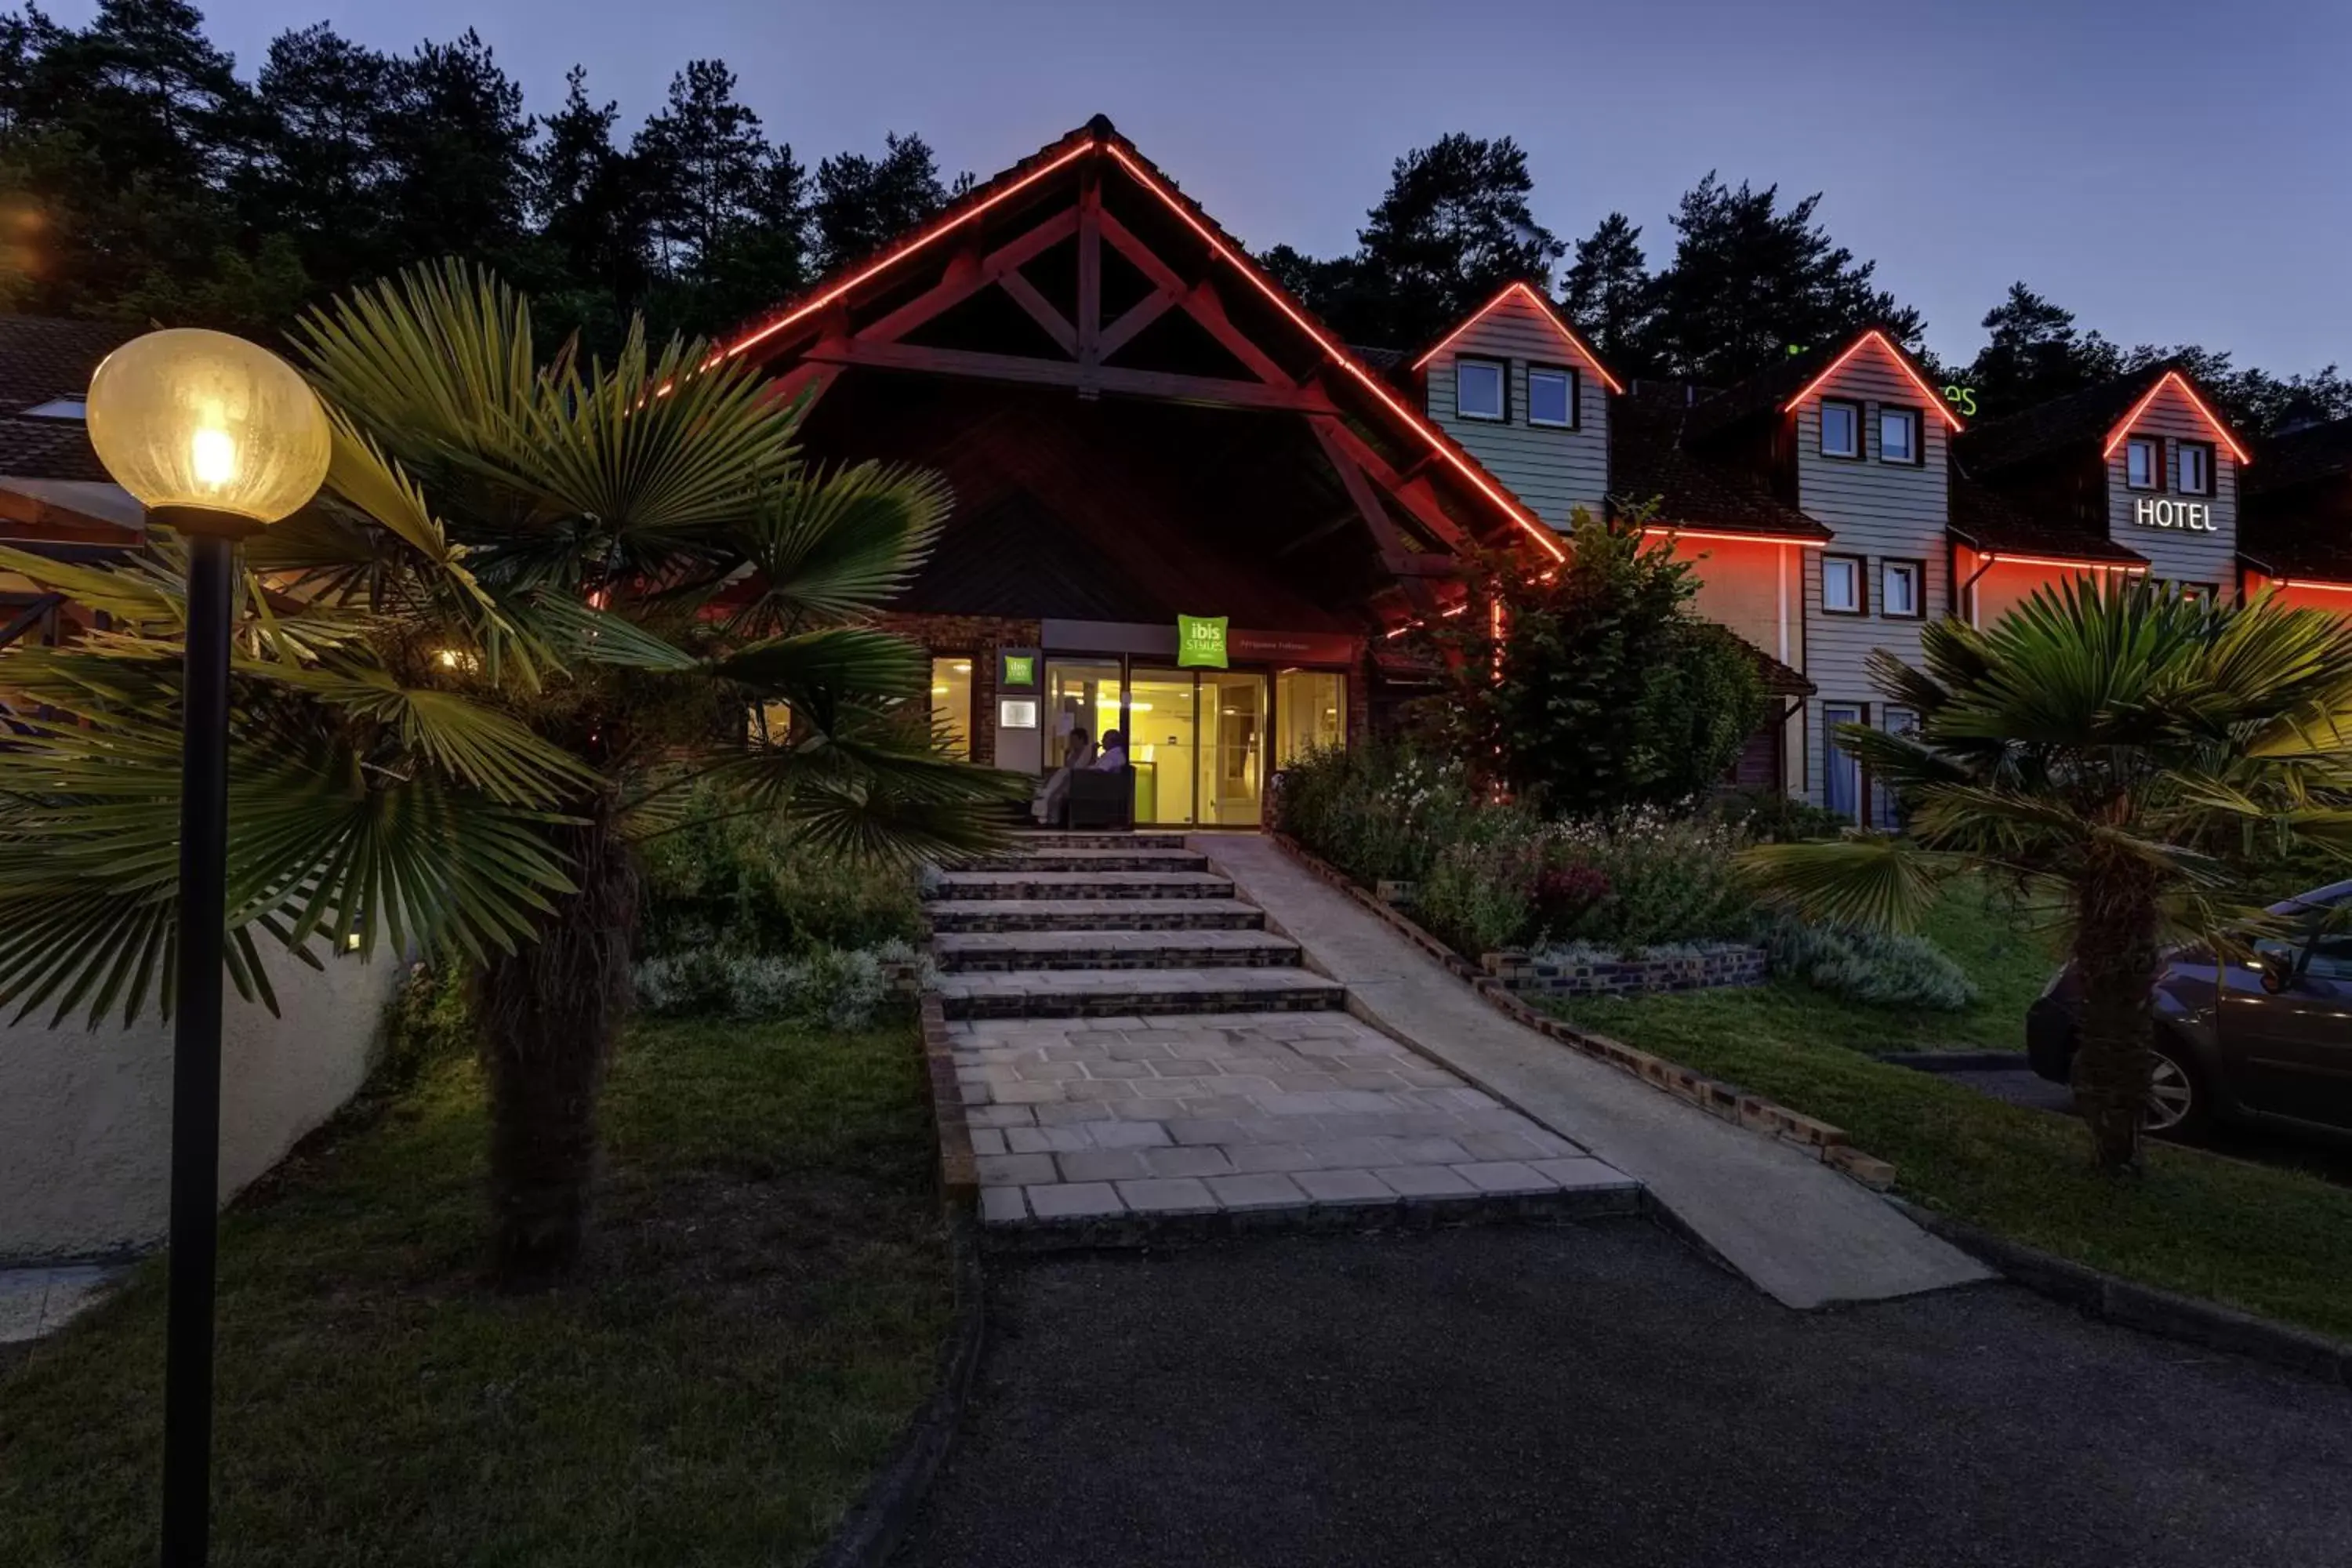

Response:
(2142, 1043), (2208, 1140)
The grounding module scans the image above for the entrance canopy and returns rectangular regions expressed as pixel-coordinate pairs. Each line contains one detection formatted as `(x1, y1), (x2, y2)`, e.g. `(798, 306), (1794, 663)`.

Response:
(726, 114), (1559, 633)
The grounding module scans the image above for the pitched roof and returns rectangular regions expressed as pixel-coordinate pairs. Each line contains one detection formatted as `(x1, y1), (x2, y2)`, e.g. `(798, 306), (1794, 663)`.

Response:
(1683, 328), (1956, 443)
(1947, 474), (2147, 565)
(0, 315), (136, 484)
(2245, 414), (2352, 499)
(722, 115), (1566, 565)
(1610, 383), (1832, 542)
(1958, 362), (2251, 476)
(1404, 281), (1624, 392)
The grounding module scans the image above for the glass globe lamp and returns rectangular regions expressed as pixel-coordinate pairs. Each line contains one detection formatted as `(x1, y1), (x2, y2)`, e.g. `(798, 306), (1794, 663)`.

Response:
(85, 328), (331, 535)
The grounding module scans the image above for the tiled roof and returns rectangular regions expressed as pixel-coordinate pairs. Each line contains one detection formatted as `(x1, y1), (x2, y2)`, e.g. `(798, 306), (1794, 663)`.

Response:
(0, 315), (135, 483)
(2238, 529), (2352, 585)
(1947, 474), (2146, 565)
(1737, 636), (1814, 697)
(1955, 364), (2176, 476)
(1610, 385), (1832, 542)
(1350, 343), (1406, 372)
(2245, 415), (2352, 499)
(1679, 347), (1824, 442)
(0, 411), (108, 481)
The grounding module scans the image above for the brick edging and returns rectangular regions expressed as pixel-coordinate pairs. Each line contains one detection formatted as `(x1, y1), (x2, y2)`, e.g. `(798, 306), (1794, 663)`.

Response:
(1264, 833), (1896, 1192)
(918, 993), (979, 1209)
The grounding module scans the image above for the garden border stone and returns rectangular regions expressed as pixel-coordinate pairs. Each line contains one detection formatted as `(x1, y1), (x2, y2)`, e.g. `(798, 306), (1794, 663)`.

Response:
(1889, 1197), (2352, 1391)
(1265, 833), (1900, 1192)
(1483, 942), (1768, 997)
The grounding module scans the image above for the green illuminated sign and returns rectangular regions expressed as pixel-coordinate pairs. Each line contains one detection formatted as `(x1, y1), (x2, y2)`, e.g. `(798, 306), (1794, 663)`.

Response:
(1000, 653), (1035, 687)
(1942, 384), (1979, 418)
(1177, 614), (1229, 670)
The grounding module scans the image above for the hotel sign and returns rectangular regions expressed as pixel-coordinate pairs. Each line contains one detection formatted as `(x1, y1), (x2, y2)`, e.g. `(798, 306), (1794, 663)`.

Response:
(1177, 614), (1229, 669)
(2134, 498), (2216, 533)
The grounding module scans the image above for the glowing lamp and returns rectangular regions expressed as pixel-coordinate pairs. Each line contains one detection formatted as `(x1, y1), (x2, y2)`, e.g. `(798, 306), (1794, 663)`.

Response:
(86, 328), (332, 535)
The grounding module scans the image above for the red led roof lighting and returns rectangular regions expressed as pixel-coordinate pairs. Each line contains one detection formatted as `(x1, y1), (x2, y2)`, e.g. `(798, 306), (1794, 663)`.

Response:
(1639, 524), (1825, 549)
(2100, 370), (2252, 465)
(1409, 281), (1626, 394)
(1782, 329), (1963, 431)
(724, 140), (1098, 361)
(1102, 143), (1567, 562)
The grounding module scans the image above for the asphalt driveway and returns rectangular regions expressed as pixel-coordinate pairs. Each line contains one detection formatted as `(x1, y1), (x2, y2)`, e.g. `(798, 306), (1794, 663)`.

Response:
(895, 1219), (2352, 1568)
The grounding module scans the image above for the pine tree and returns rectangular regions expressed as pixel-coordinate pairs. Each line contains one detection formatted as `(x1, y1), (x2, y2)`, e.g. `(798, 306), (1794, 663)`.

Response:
(1963, 283), (2120, 420)
(811, 131), (962, 270)
(1352, 132), (1562, 349)
(1561, 212), (1653, 376)
(632, 59), (773, 277)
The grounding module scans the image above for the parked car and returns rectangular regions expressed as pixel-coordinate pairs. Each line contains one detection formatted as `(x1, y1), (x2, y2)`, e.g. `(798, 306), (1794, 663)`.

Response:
(2027, 879), (2352, 1139)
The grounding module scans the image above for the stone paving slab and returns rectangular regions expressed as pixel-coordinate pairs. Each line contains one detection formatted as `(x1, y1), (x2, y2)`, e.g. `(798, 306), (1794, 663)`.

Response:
(963, 848), (1209, 873)
(960, 1011), (1639, 1235)
(933, 929), (1300, 972)
(926, 898), (1267, 933)
(928, 870), (1235, 901)
(937, 967), (1344, 1020)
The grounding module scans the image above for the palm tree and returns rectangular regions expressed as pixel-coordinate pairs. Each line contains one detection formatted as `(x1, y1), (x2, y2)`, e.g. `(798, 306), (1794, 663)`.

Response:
(0, 262), (1015, 1283)
(1744, 579), (2352, 1171)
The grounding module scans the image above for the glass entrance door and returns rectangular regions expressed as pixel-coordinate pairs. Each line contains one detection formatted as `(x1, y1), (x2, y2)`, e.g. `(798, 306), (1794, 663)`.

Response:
(1198, 670), (1266, 826)
(1044, 659), (1123, 776)
(1127, 668), (1196, 826)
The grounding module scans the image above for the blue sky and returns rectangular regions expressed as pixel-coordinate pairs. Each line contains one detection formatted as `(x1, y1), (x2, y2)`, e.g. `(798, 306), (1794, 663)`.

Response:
(68, 0), (2352, 372)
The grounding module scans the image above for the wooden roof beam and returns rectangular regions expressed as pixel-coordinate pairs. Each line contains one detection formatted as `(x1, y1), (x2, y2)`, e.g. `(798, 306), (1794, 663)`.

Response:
(802, 336), (1341, 412)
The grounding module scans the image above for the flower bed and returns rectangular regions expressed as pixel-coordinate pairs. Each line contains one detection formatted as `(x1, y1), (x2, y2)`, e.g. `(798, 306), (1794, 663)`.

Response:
(1485, 940), (1767, 997)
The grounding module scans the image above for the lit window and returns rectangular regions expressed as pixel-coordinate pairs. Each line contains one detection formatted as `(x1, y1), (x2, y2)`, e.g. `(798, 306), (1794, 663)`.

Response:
(1456, 358), (1506, 421)
(1878, 407), (1921, 465)
(2126, 437), (2161, 491)
(2177, 441), (2213, 496)
(20, 397), (85, 420)
(1820, 399), (1862, 459)
(747, 701), (793, 746)
(1527, 365), (1577, 428)
(1823, 554), (1865, 614)
(1882, 561), (1923, 618)
(931, 656), (975, 759)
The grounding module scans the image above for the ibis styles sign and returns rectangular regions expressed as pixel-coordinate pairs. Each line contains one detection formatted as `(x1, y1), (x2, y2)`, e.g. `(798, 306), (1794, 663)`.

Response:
(1177, 614), (1229, 669)
(2134, 498), (2216, 533)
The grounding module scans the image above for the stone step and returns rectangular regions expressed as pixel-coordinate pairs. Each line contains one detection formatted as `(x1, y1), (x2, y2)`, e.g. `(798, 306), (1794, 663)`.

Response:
(932, 929), (1301, 972)
(927, 870), (1233, 902)
(925, 898), (1267, 933)
(935, 967), (1345, 1020)
(1004, 831), (1190, 851)
(958, 846), (1209, 874)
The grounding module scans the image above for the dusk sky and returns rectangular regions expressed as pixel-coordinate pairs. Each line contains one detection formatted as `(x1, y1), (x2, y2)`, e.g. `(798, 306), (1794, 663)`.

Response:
(61, 0), (2352, 372)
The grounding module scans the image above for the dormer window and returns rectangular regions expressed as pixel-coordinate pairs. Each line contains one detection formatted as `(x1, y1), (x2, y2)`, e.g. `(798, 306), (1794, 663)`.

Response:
(2126, 436), (2163, 492)
(1527, 365), (1577, 428)
(19, 397), (85, 421)
(1820, 398), (1862, 459)
(2177, 441), (2214, 497)
(1878, 407), (1922, 466)
(1455, 357), (1507, 422)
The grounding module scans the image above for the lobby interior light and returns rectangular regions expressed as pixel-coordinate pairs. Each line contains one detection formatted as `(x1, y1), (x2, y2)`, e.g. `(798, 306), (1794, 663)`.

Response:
(87, 328), (332, 531)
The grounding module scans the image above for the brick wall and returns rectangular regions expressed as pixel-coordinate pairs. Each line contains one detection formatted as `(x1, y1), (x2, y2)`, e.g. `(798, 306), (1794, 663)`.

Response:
(880, 612), (1041, 768)
(1483, 943), (1767, 997)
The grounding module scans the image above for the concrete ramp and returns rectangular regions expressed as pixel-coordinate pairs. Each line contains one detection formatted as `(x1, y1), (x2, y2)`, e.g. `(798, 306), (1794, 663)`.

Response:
(1196, 835), (1991, 1309)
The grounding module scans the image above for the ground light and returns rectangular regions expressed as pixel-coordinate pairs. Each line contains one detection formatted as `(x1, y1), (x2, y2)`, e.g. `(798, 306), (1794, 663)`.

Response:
(85, 328), (333, 1568)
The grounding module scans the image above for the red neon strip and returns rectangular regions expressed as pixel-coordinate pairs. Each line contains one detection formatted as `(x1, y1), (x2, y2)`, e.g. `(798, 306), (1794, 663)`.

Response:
(2274, 576), (2352, 596)
(1408, 281), (1625, 394)
(2100, 370), (2252, 465)
(1640, 524), (1825, 549)
(1102, 143), (1567, 562)
(1978, 551), (2150, 574)
(1782, 329), (1963, 432)
(724, 140), (1097, 361)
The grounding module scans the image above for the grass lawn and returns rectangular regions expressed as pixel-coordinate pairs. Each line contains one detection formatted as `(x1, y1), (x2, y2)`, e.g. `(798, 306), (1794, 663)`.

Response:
(1550, 886), (2352, 1342)
(0, 1011), (952, 1567)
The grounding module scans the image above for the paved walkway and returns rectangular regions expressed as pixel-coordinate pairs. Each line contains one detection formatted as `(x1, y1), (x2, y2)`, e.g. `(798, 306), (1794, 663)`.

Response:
(1195, 834), (1989, 1308)
(893, 1223), (2352, 1568)
(0, 1262), (119, 1345)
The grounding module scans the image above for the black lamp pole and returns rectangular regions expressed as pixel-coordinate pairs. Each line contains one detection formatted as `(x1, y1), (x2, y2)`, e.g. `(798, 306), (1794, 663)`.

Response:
(159, 514), (246, 1568)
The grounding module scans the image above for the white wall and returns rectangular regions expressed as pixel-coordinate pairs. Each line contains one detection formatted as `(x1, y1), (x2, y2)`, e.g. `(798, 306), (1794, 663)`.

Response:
(1421, 291), (1613, 528)
(0, 951), (401, 1262)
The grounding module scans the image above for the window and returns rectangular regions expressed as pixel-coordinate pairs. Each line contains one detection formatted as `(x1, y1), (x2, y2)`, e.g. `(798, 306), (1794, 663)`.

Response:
(1526, 365), (1577, 428)
(1881, 560), (1925, 619)
(931, 656), (975, 760)
(1823, 703), (1864, 821)
(1455, 357), (1506, 421)
(19, 397), (84, 421)
(747, 700), (793, 747)
(1878, 406), (1922, 465)
(2177, 440), (2215, 496)
(2303, 931), (2352, 984)
(1819, 398), (1863, 459)
(1822, 554), (1866, 615)
(2126, 436), (2162, 491)
(1874, 707), (1918, 829)
(1273, 669), (1347, 769)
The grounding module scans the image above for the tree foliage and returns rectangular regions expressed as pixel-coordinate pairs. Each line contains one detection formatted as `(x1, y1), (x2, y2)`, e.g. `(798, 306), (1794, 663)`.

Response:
(1744, 581), (2352, 1171)
(1408, 508), (1768, 815)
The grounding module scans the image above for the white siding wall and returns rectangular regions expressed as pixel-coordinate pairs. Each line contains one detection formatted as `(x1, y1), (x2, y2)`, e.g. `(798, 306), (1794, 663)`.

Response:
(1421, 293), (1611, 528)
(2104, 383), (2241, 594)
(1794, 351), (1952, 808)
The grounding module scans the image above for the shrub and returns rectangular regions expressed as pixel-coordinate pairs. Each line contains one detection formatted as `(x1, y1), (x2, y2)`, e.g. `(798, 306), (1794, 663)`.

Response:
(1714, 786), (1853, 844)
(1542, 808), (1751, 948)
(633, 938), (935, 1029)
(1274, 738), (1476, 886)
(639, 790), (923, 959)
(1417, 812), (1548, 956)
(378, 961), (475, 1086)
(1759, 912), (1976, 1011)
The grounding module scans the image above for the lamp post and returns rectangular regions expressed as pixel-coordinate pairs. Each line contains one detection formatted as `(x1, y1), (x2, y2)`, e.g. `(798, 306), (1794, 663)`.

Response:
(85, 329), (332, 1568)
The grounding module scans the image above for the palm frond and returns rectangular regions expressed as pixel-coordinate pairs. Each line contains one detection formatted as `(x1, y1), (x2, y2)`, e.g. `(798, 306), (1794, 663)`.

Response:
(1738, 837), (1961, 931)
(726, 460), (953, 635)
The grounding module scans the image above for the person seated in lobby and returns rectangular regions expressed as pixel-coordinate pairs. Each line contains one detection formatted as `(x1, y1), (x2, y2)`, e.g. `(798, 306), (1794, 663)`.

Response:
(1032, 724), (1097, 825)
(1093, 728), (1128, 771)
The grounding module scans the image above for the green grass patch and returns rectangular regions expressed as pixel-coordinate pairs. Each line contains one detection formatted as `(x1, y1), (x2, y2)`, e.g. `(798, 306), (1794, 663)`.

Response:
(0, 1013), (951, 1567)
(1550, 964), (2352, 1343)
